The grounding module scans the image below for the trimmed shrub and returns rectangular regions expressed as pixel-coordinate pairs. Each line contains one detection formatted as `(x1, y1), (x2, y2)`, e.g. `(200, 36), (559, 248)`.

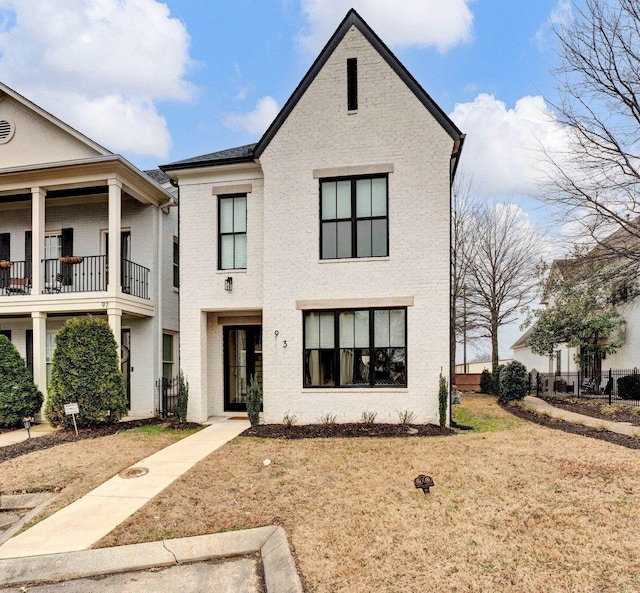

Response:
(479, 369), (493, 394)
(617, 374), (640, 401)
(0, 336), (43, 427)
(498, 361), (528, 403)
(45, 317), (127, 428)
(492, 365), (506, 395)
(438, 371), (448, 427)
(177, 371), (189, 423)
(246, 375), (262, 427)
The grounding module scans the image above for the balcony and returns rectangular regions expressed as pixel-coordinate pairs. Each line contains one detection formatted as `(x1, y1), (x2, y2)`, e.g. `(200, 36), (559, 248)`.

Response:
(0, 257), (150, 299)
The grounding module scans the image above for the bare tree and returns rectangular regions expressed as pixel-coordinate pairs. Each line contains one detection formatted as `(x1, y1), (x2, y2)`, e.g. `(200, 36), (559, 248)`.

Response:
(465, 203), (544, 370)
(545, 0), (640, 283)
(451, 174), (481, 380)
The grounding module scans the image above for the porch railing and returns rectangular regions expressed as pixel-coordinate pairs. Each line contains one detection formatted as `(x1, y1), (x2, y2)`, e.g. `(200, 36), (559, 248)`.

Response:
(43, 256), (107, 294)
(537, 368), (640, 406)
(122, 259), (150, 300)
(0, 260), (31, 296)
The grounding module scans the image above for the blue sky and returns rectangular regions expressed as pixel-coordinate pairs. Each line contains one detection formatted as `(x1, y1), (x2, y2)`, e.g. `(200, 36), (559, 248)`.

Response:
(0, 0), (577, 358)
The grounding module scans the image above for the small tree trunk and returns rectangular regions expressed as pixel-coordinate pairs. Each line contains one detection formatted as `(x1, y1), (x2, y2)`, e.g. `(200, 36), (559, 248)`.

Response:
(491, 317), (499, 371)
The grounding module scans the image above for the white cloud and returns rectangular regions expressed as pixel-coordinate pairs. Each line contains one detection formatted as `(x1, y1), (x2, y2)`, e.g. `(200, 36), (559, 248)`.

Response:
(0, 0), (195, 159)
(450, 93), (571, 197)
(224, 96), (280, 136)
(533, 0), (572, 50)
(297, 0), (474, 53)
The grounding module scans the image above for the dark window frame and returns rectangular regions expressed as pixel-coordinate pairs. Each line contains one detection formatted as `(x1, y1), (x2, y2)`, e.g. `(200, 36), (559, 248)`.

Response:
(218, 194), (247, 270)
(347, 57), (358, 111)
(302, 307), (407, 388)
(319, 174), (389, 260)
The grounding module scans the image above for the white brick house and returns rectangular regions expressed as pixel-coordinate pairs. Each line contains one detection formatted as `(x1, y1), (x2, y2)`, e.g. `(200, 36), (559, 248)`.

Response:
(163, 10), (464, 424)
(0, 82), (179, 418)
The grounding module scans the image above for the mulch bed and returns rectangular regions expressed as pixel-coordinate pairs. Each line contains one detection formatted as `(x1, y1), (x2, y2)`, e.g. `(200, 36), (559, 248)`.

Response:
(241, 423), (455, 439)
(0, 419), (200, 464)
(538, 395), (640, 425)
(503, 401), (640, 450)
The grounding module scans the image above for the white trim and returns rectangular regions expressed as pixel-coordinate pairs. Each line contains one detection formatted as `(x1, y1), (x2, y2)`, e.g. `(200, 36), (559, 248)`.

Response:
(312, 163), (394, 179)
(296, 296), (414, 310)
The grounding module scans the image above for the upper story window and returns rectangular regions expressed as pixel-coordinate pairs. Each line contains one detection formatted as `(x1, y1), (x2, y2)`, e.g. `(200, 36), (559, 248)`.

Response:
(173, 237), (179, 289)
(347, 58), (358, 111)
(320, 175), (388, 259)
(303, 307), (406, 388)
(218, 195), (247, 270)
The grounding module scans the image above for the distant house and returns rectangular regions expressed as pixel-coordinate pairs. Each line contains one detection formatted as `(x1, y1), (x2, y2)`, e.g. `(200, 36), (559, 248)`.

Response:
(512, 226), (639, 379)
(162, 10), (465, 424)
(0, 82), (179, 418)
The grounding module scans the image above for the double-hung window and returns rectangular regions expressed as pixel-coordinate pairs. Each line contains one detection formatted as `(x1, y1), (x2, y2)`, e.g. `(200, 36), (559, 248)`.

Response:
(320, 175), (388, 259)
(218, 195), (247, 270)
(304, 307), (406, 387)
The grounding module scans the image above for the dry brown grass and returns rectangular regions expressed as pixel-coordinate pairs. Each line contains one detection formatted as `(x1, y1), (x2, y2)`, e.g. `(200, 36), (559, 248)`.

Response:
(98, 396), (640, 592)
(0, 426), (194, 527)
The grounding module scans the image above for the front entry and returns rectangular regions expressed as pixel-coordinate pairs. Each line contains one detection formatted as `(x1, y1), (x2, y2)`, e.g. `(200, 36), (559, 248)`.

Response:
(224, 325), (262, 412)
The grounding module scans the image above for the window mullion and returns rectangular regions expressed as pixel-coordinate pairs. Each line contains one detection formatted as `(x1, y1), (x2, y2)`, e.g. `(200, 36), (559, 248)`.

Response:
(351, 180), (357, 258)
(334, 311), (340, 386)
(369, 308), (375, 386)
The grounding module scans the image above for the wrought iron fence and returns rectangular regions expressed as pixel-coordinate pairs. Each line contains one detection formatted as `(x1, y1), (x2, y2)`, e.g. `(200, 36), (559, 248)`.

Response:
(536, 368), (640, 406)
(156, 376), (178, 418)
(0, 260), (31, 296)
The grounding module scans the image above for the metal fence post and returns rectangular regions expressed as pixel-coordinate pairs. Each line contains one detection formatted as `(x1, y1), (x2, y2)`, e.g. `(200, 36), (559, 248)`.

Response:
(608, 369), (613, 406)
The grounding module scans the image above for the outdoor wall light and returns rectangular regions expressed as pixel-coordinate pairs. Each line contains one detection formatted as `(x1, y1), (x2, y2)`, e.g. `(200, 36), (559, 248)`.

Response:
(225, 276), (233, 292)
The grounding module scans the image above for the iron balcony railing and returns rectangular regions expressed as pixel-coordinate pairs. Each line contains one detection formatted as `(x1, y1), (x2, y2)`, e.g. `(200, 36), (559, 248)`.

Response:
(0, 260), (31, 296)
(39, 256), (150, 299)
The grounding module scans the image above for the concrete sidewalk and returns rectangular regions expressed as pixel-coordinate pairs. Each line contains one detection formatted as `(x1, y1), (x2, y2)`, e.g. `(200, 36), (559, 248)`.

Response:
(0, 418), (249, 559)
(0, 424), (57, 447)
(524, 396), (640, 437)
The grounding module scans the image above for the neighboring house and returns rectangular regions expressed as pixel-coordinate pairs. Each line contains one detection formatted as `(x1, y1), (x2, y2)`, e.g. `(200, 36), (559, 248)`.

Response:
(512, 243), (638, 379)
(454, 359), (513, 374)
(162, 10), (464, 424)
(0, 82), (179, 418)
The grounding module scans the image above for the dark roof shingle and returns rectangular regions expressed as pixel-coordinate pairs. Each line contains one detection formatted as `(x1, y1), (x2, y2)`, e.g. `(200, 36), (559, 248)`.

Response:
(161, 144), (256, 171)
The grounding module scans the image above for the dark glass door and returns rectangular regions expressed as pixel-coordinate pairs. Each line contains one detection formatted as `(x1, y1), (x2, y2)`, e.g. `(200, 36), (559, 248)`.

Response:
(224, 326), (262, 412)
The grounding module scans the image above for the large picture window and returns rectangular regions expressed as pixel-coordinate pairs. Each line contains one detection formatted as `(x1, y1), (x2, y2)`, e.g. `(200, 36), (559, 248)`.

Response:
(218, 195), (247, 270)
(304, 307), (406, 387)
(320, 175), (388, 259)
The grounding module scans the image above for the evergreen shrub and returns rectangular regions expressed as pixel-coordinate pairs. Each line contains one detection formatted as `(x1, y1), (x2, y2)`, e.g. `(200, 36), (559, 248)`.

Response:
(492, 365), (506, 395)
(617, 374), (640, 401)
(0, 335), (43, 427)
(177, 371), (189, 423)
(246, 375), (262, 427)
(498, 361), (528, 403)
(479, 369), (493, 394)
(45, 317), (127, 428)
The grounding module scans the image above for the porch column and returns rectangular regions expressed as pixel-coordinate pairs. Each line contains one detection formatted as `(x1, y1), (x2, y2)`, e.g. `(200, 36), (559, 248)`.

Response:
(31, 187), (46, 295)
(32, 312), (47, 417)
(108, 306), (122, 364)
(108, 179), (122, 294)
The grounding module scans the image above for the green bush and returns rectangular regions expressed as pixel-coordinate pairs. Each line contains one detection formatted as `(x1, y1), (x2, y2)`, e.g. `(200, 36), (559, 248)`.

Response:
(246, 375), (262, 427)
(0, 336), (43, 427)
(45, 317), (127, 428)
(617, 374), (640, 401)
(438, 370), (448, 427)
(492, 365), (506, 395)
(479, 369), (493, 394)
(498, 361), (528, 403)
(177, 371), (189, 423)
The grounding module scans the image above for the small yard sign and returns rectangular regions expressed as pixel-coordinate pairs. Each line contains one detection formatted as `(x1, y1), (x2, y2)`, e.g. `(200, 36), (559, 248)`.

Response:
(64, 403), (79, 435)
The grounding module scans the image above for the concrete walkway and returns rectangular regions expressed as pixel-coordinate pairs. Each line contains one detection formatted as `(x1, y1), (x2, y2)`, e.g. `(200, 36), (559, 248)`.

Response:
(0, 423), (57, 447)
(0, 418), (249, 559)
(524, 396), (640, 437)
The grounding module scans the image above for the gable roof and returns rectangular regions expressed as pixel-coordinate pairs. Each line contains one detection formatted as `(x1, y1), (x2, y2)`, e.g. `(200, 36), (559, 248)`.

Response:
(0, 81), (111, 156)
(162, 9), (465, 178)
(254, 9), (464, 163)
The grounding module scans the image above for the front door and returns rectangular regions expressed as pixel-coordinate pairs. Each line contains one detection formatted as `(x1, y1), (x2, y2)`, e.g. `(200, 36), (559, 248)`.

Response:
(224, 326), (262, 412)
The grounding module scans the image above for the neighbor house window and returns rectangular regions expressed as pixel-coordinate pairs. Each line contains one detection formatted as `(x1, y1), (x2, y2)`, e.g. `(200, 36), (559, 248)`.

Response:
(320, 176), (388, 259)
(304, 307), (406, 387)
(163, 332), (174, 379)
(46, 331), (57, 384)
(172, 237), (179, 288)
(218, 195), (247, 270)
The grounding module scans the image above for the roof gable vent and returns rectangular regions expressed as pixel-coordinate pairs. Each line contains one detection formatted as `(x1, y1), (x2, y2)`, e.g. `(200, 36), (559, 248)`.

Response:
(0, 119), (15, 144)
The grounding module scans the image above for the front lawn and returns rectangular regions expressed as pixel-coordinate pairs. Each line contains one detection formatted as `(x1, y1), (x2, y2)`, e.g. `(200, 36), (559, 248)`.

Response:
(99, 395), (640, 593)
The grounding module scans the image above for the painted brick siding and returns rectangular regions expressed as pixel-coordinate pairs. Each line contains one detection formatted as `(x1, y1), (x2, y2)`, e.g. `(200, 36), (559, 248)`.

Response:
(179, 173), (264, 421)
(258, 26), (452, 424)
